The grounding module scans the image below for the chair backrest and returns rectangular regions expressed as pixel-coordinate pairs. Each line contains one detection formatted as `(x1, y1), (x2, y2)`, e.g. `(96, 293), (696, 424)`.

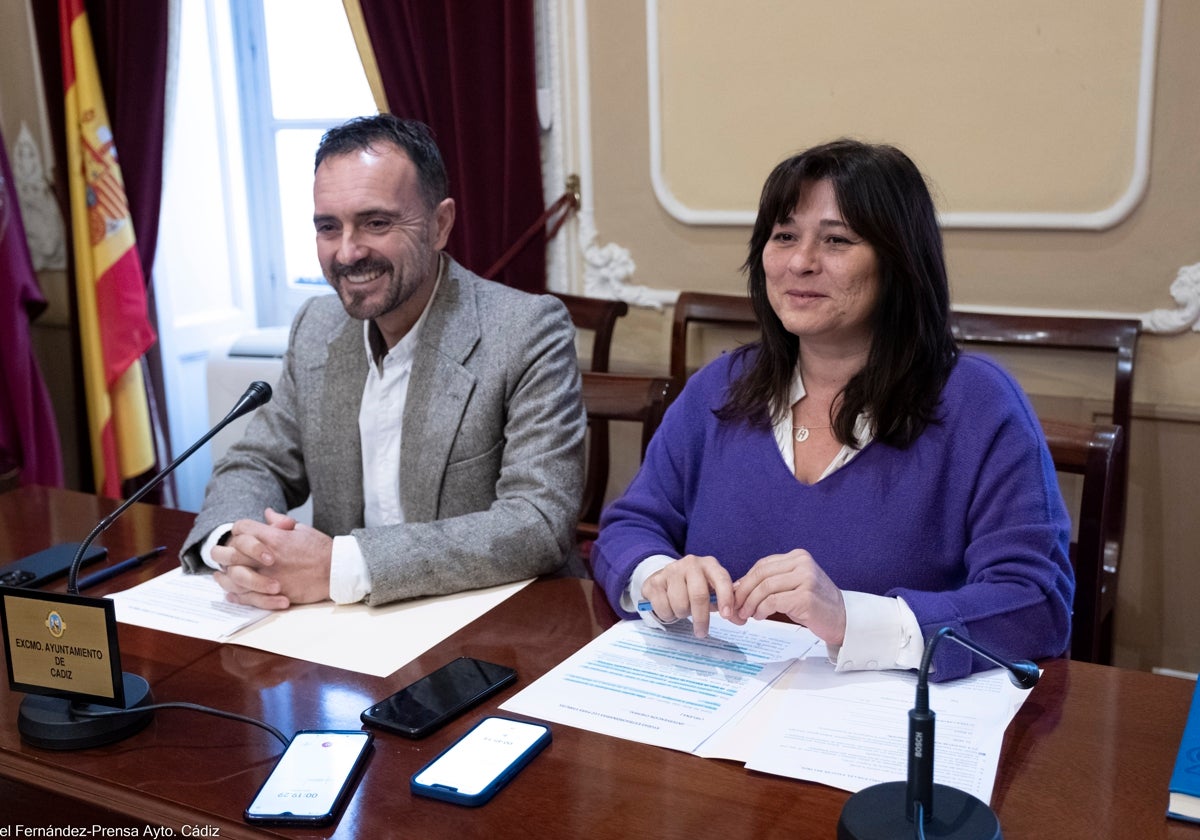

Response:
(577, 372), (677, 538)
(550, 292), (629, 373)
(950, 311), (1138, 444)
(951, 312), (1138, 660)
(670, 291), (756, 383)
(1039, 416), (1123, 664)
(550, 293), (632, 534)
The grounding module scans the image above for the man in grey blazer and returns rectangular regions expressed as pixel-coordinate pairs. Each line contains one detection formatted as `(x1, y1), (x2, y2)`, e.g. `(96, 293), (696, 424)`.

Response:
(181, 115), (585, 609)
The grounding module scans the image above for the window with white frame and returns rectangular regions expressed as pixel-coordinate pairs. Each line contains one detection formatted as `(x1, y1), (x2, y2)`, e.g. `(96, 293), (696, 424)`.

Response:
(229, 0), (376, 326)
(157, 0), (574, 511)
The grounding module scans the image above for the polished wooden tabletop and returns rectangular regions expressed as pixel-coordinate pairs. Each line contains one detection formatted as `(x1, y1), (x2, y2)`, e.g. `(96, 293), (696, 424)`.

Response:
(1, 486), (1197, 839)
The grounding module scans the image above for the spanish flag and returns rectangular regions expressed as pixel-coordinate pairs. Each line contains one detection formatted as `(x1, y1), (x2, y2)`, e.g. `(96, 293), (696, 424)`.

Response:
(59, 0), (157, 498)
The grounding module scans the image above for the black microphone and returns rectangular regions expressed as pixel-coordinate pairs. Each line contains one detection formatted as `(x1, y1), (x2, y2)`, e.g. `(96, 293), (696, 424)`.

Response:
(4, 381), (271, 751)
(65, 380), (273, 594)
(837, 627), (1040, 840)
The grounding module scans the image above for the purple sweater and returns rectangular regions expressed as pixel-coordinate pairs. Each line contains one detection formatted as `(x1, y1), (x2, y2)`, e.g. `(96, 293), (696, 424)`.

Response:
(592, 351), (1074, 681)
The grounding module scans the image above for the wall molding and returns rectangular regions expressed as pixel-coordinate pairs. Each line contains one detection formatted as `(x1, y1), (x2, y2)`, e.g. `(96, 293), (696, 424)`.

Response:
(578, 217), (673, 308)
(646, 0), (1161, 231)
(556, 0), (673, 307)
(953, 261), (1200, 336)
(1139, 261), (1200, 334)
(565, 0), (1193, 332)
(588, 252), (1200, 339)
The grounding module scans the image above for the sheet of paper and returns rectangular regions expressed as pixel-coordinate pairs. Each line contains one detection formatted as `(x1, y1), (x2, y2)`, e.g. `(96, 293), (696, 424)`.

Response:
(500, 615), (819, 752)
(743, 656), (1033, 803)
(111, 568), (532, 677)
(693, 643), (827, 761)
(227, 578), (531, 677)
(110, 568), (270, 639)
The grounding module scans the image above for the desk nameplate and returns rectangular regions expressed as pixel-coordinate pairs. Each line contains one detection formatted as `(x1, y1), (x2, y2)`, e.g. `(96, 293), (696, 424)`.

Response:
(0, 586), (123, 706)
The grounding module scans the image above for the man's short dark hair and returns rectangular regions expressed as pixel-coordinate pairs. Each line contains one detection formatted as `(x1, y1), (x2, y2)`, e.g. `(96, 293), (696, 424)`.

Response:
(315, 114), (449, 210)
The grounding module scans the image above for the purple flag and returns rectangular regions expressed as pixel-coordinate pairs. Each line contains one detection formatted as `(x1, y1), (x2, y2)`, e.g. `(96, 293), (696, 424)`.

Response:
(1, 126), (64, 487)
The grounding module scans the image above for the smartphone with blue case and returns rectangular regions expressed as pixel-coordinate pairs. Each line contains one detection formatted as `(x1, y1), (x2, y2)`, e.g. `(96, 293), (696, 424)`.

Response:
(410, 716), (550, 807)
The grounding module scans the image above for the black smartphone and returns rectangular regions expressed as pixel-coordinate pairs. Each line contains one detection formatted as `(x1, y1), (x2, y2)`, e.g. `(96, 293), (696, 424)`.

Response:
(0, 542), (107, 588)
(244, 730), (373, 827)
(411, 716), (551, 806)
(360, 656), (517, 739)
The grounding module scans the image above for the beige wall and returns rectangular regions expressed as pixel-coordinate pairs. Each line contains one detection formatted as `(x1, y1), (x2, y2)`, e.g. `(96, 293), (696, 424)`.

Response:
(581, 0), (1199, 674)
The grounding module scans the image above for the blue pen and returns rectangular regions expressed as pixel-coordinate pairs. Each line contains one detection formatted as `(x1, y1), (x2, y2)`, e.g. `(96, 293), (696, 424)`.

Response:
(77, 545), (168, 590)
(636, 593), (719, 612)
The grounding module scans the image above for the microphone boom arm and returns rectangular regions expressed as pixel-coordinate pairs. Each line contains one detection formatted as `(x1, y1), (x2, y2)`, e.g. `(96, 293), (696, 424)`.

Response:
(66, 381), (273, 593)
(908, 627), (1040, 825)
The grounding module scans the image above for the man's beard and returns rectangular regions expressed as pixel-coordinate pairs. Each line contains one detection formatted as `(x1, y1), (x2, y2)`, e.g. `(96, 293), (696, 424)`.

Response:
(328, 256), (414, 321)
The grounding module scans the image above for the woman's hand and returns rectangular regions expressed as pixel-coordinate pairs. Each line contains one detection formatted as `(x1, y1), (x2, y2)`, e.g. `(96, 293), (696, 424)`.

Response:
(733, 549), (847, 645)
(640, 554), (740, 638)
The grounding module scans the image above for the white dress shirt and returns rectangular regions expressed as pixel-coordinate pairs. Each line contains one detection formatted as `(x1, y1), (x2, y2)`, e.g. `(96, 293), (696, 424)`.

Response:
(202, 265), (443, 605)
(329, 266), (442, 603)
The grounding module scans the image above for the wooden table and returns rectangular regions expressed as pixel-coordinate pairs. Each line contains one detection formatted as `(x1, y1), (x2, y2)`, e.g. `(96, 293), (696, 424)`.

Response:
(1, 486), (1196, 839)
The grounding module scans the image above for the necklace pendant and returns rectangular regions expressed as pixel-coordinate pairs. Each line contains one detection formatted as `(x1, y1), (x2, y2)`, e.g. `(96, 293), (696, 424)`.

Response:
(794, 425), (810, 443)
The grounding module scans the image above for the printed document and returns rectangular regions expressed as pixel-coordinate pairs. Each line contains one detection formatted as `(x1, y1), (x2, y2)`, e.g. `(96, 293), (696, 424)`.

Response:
(501, 617), (1035, 803)
(500, 615), (819, 752)
(741, 655), (1030, 803)
(108, 567), (269, 638)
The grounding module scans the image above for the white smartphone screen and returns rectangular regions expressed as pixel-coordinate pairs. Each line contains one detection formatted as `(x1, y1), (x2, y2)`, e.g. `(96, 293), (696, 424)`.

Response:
(413, 717), (547, 797)
(247, 731), (371, 819)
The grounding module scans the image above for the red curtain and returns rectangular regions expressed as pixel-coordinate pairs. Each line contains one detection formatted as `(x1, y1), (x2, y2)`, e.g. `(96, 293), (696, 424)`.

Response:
(85, 0), (168, 285)
(87, 0), (173, 502)
(356, 0), (547, 292)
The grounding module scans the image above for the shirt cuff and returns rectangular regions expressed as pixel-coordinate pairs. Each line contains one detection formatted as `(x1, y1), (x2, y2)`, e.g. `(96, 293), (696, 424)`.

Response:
(329, 535), (372, 604)
(198, 524), (234, 570)
(621, 554), (677, 630)
(829, 591), (925, 672)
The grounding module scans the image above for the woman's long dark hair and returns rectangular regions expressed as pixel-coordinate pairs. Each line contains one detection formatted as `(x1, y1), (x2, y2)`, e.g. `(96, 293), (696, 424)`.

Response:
(719, 139), (957, 448)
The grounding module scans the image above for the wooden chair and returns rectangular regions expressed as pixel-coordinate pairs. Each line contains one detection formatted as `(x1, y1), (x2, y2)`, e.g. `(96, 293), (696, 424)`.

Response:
(576, 372), (677, 565)
(1039, 417), (1123, 664)
(550, 292), (631, 529)
(550, 292), (629, 373)
(669, 291), (755, 384)
(952, 311), (1139, 664)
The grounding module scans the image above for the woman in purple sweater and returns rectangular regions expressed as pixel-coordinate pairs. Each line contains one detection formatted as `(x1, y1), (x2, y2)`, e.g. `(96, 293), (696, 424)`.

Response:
(592, 140), (1073, 681)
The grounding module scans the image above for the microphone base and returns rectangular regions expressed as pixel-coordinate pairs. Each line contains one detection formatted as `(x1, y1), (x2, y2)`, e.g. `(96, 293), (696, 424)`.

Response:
(838, 781), (1002, 840)
(17, 673), (154, 750)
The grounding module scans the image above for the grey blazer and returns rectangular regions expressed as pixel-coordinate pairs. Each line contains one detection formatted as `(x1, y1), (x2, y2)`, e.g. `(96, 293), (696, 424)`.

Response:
(181, 257), (586, 605)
